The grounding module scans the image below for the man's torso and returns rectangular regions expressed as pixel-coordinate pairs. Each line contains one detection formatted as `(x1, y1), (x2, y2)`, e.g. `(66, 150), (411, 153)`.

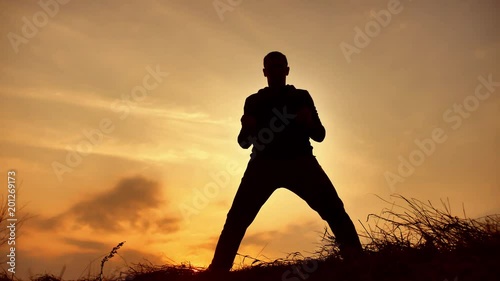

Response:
(245, 85), (314, 159)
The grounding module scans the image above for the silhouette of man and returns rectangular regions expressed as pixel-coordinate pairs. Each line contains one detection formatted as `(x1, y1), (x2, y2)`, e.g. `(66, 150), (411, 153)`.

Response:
(208, 51), (362, 272)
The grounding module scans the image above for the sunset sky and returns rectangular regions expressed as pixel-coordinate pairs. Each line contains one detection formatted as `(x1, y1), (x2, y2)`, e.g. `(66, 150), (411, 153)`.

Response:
(0, 0), (499, 279)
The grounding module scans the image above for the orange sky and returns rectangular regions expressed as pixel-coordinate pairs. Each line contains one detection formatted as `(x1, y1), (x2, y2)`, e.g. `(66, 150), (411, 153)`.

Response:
(1, 0), (499, 279)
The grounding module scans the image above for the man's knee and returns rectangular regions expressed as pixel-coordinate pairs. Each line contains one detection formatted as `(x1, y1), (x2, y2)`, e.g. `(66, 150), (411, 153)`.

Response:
(317, 205), (347, 222)
(311, 190), (344, 212)
(224, 208), (256, 231)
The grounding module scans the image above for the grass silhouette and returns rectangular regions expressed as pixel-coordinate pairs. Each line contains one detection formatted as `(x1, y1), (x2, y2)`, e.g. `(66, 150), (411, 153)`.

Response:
(99, 241), (126, 281)
(1, 195), (498, 281)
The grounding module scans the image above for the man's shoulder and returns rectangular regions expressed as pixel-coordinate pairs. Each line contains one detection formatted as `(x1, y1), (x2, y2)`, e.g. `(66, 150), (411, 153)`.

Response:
(288, 87), (311, 103)
(244, 85), (310, 102)
(251, 85), (309, 95)
(245, 87), (268, 103)
(292, 87), (310, 95)
(244, 92), (260, 104)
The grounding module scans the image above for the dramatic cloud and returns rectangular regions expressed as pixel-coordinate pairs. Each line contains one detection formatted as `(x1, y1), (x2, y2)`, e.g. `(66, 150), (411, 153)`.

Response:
(35, 176), (180, 233)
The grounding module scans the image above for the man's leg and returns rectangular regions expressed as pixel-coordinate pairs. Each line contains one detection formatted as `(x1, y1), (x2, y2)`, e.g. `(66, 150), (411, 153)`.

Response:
(286, 156), (362, 258)
(209, 159), (277, 271)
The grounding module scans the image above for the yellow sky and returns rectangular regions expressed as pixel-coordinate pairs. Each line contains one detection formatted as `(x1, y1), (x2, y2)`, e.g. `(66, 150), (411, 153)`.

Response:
(1, 0), (499, 279)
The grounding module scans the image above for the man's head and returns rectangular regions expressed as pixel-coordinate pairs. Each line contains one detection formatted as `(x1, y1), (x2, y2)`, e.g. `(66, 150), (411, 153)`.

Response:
(263, 51), (289, 88)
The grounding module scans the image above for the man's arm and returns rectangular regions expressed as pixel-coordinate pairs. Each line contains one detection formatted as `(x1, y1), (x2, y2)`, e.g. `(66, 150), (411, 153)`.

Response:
(297, 91), (326, 142)
(237, 96), (257, 149)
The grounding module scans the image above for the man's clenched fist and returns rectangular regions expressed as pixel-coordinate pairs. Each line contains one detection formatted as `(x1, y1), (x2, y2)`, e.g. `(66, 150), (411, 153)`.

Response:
(296, 107), (313, 127)
(241, 115), (257, 132)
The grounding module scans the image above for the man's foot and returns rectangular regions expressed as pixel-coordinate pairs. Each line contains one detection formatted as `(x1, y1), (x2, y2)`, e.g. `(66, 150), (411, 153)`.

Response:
(198, 264), (230, 281)
(340, 246), (365, 263)
(197, 265), (232, 281)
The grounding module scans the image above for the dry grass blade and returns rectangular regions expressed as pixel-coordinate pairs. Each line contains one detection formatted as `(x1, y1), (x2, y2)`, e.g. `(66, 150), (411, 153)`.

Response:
(99, 241), (126, 281)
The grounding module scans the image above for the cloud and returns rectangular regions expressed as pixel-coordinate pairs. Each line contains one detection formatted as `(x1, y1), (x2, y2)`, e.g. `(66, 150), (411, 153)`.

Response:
(242, 230), (280, 247)
(192, 232), (282, 256)
(154, 217), (181, 233)
(193, 221), (323, 258)
(34, 176), (180, 234)
(62, 237), (108, 251)
(195, 236), (219, 251)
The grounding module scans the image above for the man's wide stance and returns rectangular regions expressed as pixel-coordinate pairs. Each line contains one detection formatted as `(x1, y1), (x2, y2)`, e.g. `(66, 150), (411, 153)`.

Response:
(209, 51), (362, 271)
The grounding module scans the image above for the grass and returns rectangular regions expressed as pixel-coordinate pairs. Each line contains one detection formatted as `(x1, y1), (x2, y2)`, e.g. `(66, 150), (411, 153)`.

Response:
(1, 194), (499, 281)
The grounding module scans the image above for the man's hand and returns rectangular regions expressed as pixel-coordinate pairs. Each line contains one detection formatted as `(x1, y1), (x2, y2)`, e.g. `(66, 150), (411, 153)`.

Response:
(241, 114), (257, 133)
(238, 114), (257, 149)
(296, 106), (326, 142)
(296, 107), (314, 128)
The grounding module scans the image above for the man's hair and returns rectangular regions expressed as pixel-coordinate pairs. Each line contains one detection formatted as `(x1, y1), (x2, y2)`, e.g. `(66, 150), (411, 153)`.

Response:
(263, 51), (288, 68)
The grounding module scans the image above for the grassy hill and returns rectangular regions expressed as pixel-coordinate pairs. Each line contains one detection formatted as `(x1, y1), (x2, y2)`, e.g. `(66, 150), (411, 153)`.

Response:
(2, 195), (499, 281)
